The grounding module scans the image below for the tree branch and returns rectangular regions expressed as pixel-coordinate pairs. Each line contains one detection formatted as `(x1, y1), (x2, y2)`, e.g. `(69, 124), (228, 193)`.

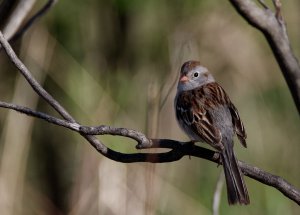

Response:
(228, 0), (300, 114)
(0, 0), (56, 49)
(0, 30), (110, 159)
(0, 100), (299, 205)
(9, 0), (57, 44)
(0, 31), (74, 121)
(241, 162), (300, 205)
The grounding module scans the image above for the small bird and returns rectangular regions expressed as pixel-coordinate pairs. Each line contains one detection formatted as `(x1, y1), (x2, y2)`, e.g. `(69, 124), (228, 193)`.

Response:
(174, 60), (250, 205)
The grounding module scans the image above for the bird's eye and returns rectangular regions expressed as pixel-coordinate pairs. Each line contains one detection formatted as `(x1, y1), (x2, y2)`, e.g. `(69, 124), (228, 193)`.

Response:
(193, 72), (199, 77)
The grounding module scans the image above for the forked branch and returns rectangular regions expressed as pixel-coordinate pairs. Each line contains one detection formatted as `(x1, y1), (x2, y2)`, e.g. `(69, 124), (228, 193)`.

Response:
(229, 0), (300, 114)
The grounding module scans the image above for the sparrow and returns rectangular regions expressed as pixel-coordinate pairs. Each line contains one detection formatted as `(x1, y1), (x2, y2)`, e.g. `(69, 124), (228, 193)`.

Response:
(174, 60), (250, 205)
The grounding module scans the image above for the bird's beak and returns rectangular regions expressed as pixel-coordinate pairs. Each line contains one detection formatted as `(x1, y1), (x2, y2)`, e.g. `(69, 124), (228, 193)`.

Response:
(180, 75), (189, 83)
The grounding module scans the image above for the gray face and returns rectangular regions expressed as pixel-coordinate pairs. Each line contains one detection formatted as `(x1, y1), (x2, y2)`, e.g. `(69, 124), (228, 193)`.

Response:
(177, 65), (215, 92)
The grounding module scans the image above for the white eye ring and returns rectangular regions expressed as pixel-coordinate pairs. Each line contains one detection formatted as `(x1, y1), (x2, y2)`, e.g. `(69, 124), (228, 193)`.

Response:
(193, 72), (199, 77)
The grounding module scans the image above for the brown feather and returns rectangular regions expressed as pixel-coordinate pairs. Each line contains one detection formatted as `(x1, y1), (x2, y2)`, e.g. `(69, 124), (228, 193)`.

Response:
(229, 103), (247, 148)
(175, 83), (225, 150)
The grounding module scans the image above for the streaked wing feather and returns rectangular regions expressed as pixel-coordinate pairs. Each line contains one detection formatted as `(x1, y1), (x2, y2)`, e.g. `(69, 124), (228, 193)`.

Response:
(214, 85), (247, 148)
(176, 89), (222, 147)
(229, 103), (247, 147)
(192, 111), (222, 145)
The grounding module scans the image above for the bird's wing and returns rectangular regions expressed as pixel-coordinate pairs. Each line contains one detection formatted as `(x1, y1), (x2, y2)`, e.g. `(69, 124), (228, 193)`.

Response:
(175, 86), (223, 149)
(207, 83), (247, 148)
(229, 103), (247, 147)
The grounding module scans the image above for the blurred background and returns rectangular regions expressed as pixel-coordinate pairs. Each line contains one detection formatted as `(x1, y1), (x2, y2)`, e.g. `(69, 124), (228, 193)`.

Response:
(0, 0), (299, 214)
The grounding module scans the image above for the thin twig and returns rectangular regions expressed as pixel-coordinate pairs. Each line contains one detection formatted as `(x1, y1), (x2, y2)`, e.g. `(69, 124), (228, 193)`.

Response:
(0, 101), (80, 131)
(0, 31), (74, 122)
(241, 162), (300, 206)
(229, 0), (300, 114)
(0, 0), (56, 50)
(1, 0), (36, 40)
(0, 30), (109, 157)
(9, 0), (57, 43)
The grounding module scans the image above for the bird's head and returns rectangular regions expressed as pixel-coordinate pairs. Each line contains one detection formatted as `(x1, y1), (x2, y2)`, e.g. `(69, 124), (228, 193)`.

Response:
(177, 60), (215, 92)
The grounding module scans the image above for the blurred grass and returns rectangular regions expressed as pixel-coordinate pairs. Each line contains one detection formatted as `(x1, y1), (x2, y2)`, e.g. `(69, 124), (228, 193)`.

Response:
(0, 0), (300, 214)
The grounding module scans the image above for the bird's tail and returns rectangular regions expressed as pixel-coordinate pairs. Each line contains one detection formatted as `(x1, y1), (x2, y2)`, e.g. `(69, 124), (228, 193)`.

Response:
(221, 147), (250, 205)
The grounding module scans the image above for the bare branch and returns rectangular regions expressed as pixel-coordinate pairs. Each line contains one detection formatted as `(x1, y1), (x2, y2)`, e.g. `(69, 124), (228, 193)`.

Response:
(229, 0), (300, 114)
(1, 100), (300, 205)
(79, 125), (152, 147)
(9, 0), (57, 44)
(241, 162), (300, 205)
(0, 31), (74, 122)
(0, 101), (80, 131)
(0, 30), (109, 160)
(2, 101), (300, 205)
(1, 0), (36, 39)
(0, 0), (56, 48)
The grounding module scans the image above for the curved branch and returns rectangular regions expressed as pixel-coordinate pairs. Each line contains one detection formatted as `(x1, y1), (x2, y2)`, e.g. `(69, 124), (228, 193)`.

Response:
(0, 31), (74, 121)
(0, 30), (111, 159)
(228, 0), (300, 114)
(0, 100), (299, 205)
